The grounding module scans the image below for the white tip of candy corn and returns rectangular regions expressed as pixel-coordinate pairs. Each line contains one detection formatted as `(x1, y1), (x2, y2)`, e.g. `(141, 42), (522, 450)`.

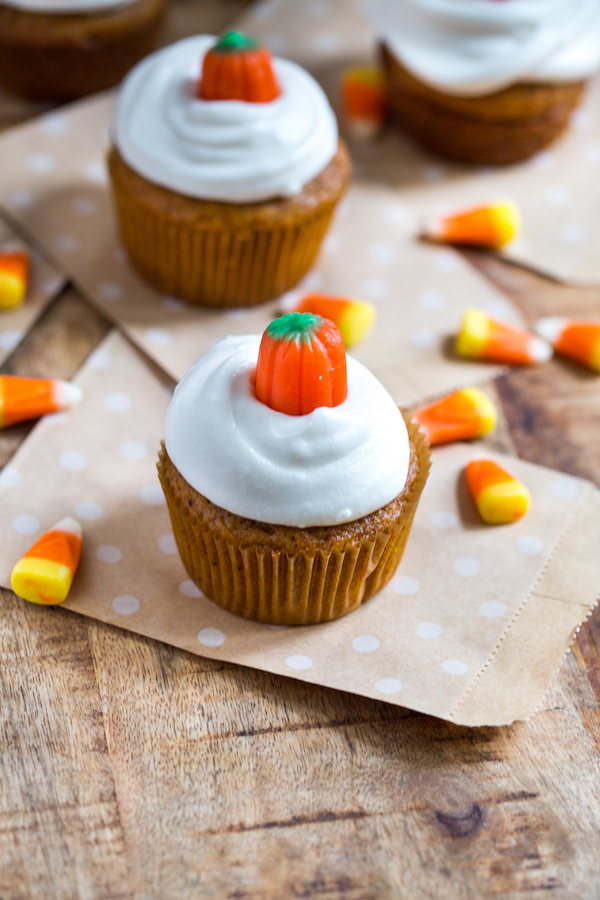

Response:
(53, 381), (83, 410)
(52, 517), (82, 537)
(535, 317), (567, 346)
(531, 335), (553, 363)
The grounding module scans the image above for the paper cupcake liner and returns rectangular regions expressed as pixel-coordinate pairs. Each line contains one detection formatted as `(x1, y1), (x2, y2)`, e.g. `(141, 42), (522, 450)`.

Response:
(157, 417), (430, 625)
(108, 147), (349, 308)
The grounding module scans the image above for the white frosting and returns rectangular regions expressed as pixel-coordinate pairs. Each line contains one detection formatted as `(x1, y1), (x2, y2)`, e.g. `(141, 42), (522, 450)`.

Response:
(370, 0), (600, 96)
(165, 335), (410, 528)
(114, 35), (339, 203)
(1, 0), (138, 12)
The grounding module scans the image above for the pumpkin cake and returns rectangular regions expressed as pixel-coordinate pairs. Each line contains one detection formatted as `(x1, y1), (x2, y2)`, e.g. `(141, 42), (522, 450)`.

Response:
(158, 313), (430, 625)
(109, 32), (351, 307)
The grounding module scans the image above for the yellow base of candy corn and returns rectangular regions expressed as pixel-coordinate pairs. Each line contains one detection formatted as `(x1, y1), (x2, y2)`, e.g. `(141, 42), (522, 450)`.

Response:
(476, 481), (531, 525)
(487, 202), (522, 248)
(460, 387), (498, 436)
(0, 273), (26, 310)
(11, 557), (73, 605)
(339, 301), (376, 348)
(456, 309), (489, 359)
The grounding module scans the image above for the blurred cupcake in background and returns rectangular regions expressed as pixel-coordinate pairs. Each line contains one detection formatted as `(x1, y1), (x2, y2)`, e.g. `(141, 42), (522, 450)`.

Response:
(370, 0), (600, 165)
(0, 0), (167, 102)
(108, 32), (351, 308)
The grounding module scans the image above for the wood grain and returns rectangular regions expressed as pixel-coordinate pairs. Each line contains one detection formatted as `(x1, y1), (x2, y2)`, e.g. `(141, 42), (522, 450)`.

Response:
(1, 1), (600, 893)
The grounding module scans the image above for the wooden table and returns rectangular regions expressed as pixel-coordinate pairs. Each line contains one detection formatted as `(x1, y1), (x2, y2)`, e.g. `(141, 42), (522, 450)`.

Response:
(2, 5), (600, 898)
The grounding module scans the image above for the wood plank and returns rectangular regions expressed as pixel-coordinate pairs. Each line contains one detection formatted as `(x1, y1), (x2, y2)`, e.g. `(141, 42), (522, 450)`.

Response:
(33, 613), (600, 900)
(0, 590), (135, 900)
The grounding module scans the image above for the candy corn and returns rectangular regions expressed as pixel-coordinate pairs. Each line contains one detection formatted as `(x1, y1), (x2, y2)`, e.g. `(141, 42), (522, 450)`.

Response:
(284, 292), (376, 348)
(536, 318), (600, 373)
(425, 201), (521, 249)
(466, 459), (531, 525)
(341, 66), (386, 138)
(456, 309), (552, 365)
(11, 517), (82, 605)
(412, 387), (497, 446)
(0, 375), (83, 428)
(0, 248), (29, 311)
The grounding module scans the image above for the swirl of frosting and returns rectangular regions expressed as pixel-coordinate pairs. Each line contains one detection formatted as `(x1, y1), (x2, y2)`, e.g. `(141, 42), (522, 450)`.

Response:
(370, 0), (600, 96)
(114, 35), (339, 203)
(165, 336), (410, 528)
(1, 0), (137, 12)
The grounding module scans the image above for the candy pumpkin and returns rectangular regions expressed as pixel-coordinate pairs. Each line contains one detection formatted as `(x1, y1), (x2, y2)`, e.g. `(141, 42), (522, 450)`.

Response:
(255, 313), (347, 416)
(199, 31), (281, 103)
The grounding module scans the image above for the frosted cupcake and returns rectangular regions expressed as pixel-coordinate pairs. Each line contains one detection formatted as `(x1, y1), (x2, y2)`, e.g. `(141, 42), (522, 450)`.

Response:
(0, 0), (166, 102)
(108, 32), (351, 307)
(370, 0), (600, 165)
(158, 313), (430, 625)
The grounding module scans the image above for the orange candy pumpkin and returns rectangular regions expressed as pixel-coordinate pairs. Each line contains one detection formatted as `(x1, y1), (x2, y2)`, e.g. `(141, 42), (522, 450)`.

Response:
(255, 313), (347, 416)
(199, 31), (281, 104)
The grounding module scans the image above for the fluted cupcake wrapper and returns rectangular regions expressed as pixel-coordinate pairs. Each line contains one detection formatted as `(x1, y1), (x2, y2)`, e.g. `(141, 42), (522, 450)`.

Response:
(108, 146), (350, 308)
(157, 418), (430, 625)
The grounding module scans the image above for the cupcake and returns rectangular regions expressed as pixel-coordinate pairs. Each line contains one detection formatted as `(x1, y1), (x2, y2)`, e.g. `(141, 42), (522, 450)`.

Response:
(158, 313), (430, 625)
(108, 32), (351, 308)
(370, 0), (600, 165)
(0, 0), (166, 102)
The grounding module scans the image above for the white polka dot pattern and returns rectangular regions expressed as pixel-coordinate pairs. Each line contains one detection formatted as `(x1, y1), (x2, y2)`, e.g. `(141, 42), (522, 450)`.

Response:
(75, 501), (102, 520)
(96, 545), (122, 564)
(112, 595), (139, 615)
(198, 628), (226, 647)
(453, 557), (480, 578)
(0, 466), (21, 489)
(12, 514), (40, 535)
(391, 575), (419, 595)
(442, 660), (469, 675)
(517, 537), (543, 556)
(415, 622), (442, 639)
(179, 580), (202, 598)
(480, 601), (507, 619)
(352, 635), (380, 653)
(286, 655), (313, 670)
(375, 678), (402, 694)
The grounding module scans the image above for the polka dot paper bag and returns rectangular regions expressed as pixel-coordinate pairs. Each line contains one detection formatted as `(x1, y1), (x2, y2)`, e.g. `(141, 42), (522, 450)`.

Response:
(1, 330), (598, 727)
